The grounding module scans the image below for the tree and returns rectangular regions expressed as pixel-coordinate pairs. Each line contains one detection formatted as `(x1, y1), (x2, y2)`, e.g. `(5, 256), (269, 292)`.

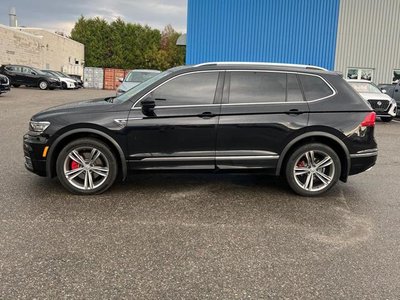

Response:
(70, 17), (185, 70)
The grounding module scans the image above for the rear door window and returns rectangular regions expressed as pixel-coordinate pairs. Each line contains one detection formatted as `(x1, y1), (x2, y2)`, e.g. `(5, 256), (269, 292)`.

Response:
(299, 75), (334, 101)
(229, 72), (286, 103)
(287, 74), (304, 102)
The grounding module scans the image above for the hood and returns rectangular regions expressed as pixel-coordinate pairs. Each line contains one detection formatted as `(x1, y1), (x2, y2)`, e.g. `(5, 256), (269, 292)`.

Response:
(32, 98), (114, 120)
(118, 81), (141, 92)
(358, 92), (393, 101)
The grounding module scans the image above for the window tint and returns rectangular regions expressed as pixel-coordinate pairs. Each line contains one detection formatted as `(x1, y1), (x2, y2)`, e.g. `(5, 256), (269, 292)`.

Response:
(152, 72), (218, 106)
(299, 75), (333, 101)
(287, 74), (303, 102)
(229, 72), (286, 103)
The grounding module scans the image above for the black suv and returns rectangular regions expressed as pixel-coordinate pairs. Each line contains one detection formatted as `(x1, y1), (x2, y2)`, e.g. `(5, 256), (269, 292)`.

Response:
(0, 64), (61, 90)
(0, 74), (10, 94)
(24, 63), (378, 196)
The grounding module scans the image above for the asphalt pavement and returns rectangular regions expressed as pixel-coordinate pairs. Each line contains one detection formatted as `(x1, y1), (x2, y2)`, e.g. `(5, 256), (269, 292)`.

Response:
(0, 87), (399, 299)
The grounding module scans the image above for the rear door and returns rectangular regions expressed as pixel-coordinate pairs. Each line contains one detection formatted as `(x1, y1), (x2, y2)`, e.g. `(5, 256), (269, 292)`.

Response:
(216, 71), (309, 170)
(126, 71), (223, 170)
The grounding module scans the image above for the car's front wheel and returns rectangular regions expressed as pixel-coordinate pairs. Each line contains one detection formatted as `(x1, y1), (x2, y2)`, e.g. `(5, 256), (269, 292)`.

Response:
(285, 143), (341, 197)
(56, 138), (118, 195)
(39, 81), (48, 90)
(380, 116), (393, 122)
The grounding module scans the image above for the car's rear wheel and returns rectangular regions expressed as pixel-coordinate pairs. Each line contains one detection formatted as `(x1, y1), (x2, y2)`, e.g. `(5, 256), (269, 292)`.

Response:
(285, 143), (341, 196)
(39, 81), (48, 90)
(56, 138), (118, 195)
(380, 117), (393, 122)
(12, 84), (20, 88)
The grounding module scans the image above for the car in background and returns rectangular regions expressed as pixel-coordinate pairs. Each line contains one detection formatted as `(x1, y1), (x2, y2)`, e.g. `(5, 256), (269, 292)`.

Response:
(68, 74), (83, 88)
(347, 79), (397, 122)
(378, 81), (400, 116)
(0, 74), (10, 95)
(0, 64), (61, 90)
(42, 70), (78, 89)
(24, 63), (378, 196)
(116, 69), (160, 96)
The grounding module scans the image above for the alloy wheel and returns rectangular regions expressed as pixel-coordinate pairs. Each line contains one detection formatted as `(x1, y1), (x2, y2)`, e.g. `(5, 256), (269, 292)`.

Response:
(293, 150), (335, 192)
(39, 81), (48, 90)
(63, 147), (109, 190)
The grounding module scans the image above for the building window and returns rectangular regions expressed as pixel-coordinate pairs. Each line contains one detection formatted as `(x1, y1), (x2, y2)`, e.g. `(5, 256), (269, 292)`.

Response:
(347, 68), (374, 81)
(393, 70), (400, 83)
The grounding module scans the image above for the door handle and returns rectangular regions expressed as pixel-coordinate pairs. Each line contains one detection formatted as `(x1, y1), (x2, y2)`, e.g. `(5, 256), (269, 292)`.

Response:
(198, 112), (215, 119)
(285, 109), (303, 115)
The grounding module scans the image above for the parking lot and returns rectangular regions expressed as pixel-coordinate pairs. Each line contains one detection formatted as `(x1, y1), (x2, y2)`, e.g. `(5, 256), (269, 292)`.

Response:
(1, 87), (400, 299)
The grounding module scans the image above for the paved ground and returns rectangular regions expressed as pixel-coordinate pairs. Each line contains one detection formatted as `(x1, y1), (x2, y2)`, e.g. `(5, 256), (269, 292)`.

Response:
(0, 87), (399, 299)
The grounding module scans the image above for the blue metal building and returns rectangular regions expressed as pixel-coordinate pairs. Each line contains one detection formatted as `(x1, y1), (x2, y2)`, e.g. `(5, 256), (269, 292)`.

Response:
(186, 0), (400, 84)
(186, 0), (340, 70)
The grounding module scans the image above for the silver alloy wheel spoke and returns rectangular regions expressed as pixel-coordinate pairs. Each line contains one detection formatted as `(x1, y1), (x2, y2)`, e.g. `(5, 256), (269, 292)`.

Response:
(89, 148), (101, 164)
(69, 150), (86, 165)
(91, 166), (109, 177)
(65, 168), (84, 180)
(316, 156), (333, 169)
(294, 167), (309, 176)
(315, 170), (332, 183)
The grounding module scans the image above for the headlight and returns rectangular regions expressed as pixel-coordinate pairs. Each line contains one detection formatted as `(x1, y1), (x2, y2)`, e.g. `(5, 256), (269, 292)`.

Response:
(29, 121), (50, 133)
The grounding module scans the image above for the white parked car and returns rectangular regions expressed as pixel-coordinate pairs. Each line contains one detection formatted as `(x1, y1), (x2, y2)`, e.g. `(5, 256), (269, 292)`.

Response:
(42, 70), (77, 89)
(347, 79), (397, 122)
(116, 69), (161, 96)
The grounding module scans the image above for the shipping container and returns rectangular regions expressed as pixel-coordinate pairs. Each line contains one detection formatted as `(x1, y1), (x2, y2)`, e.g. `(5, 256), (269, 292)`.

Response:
(83, 67), (104, 89)
(104, 68), (125, 90)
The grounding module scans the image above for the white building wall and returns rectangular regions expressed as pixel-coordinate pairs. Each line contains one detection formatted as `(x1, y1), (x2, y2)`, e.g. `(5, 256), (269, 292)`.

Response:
(335, 0), (400, 84)
(0, 25), (84, 76)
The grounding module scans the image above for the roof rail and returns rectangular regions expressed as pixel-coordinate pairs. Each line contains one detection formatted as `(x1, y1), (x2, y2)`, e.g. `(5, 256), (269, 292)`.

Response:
(195, 61), (328, 71)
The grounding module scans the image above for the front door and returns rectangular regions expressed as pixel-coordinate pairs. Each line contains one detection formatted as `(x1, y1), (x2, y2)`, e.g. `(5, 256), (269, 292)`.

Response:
(126, 71), (223, 170)
(216, 71), (310, 170)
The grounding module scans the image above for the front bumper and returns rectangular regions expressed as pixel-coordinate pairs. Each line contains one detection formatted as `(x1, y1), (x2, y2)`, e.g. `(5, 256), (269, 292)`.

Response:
(375, 103), (397, 117)
(23, 133), (49, 176)
(0, 84), (10, 93)
(48, 81), (61, 89)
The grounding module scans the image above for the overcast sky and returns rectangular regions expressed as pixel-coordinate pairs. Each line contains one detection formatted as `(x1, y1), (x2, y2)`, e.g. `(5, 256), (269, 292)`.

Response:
(0, 0), (187, 33)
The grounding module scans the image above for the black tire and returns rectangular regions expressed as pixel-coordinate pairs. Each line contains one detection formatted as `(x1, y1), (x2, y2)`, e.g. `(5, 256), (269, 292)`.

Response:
(39, 80), (48, 90)
(62, 82), (67, 89)
(285, 143), (341, 197)
(56, 138), (118, 195)
(12, 84), (20, 88)
(380, 117), (393, 122)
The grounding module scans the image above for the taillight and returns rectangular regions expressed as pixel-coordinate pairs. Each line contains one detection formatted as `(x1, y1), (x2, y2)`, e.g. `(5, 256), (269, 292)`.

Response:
(360, 112), (376, 127)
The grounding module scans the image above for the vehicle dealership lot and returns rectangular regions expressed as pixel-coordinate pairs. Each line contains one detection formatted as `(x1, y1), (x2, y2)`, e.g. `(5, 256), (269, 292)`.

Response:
(1, 88), (400, 298)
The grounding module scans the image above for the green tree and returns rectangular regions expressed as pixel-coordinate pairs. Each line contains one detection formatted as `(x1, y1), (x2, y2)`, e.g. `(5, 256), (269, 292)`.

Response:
(70, 17), (185, 70)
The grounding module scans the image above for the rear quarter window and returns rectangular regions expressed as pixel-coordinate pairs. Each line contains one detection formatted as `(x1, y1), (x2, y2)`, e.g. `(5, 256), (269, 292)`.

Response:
(299, 75), (334, 101)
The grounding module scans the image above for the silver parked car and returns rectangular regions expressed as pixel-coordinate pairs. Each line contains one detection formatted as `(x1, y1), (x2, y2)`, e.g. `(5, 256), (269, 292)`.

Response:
(116, 69), (161, 96)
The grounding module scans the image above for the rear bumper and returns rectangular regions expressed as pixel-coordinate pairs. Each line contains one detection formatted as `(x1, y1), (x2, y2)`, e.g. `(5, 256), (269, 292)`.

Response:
(349, 149), (378, 175)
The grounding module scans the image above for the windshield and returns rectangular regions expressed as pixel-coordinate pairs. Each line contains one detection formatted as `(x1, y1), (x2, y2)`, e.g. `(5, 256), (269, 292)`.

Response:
(32, 67), (47, 76)
(349, 82), (381, 94)
(125, 71), (160, 83)
(114, 70), (172, 104)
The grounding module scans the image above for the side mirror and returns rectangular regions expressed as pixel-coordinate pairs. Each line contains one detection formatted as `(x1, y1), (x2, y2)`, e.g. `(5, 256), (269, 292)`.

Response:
(118, 77), (124, 83)
(381, 89), (387, 94)
(31, 72), (37, 75)
(141, 97), (156, 116)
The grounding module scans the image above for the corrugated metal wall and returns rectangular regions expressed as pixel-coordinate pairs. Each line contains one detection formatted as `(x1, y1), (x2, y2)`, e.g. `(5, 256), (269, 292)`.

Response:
(186, 0), (340, 70)
(335, 0), (400, 84)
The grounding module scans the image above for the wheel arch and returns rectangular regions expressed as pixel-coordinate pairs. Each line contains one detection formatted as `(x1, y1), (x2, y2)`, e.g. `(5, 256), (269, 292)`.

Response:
(276, 131), (350, 182)
(46, 128), (127, 181)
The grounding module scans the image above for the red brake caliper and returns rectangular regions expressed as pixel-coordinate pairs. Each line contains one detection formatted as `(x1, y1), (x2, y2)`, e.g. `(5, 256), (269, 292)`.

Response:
(71, 160), (80, 170)
(297, 161), (305, 168)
